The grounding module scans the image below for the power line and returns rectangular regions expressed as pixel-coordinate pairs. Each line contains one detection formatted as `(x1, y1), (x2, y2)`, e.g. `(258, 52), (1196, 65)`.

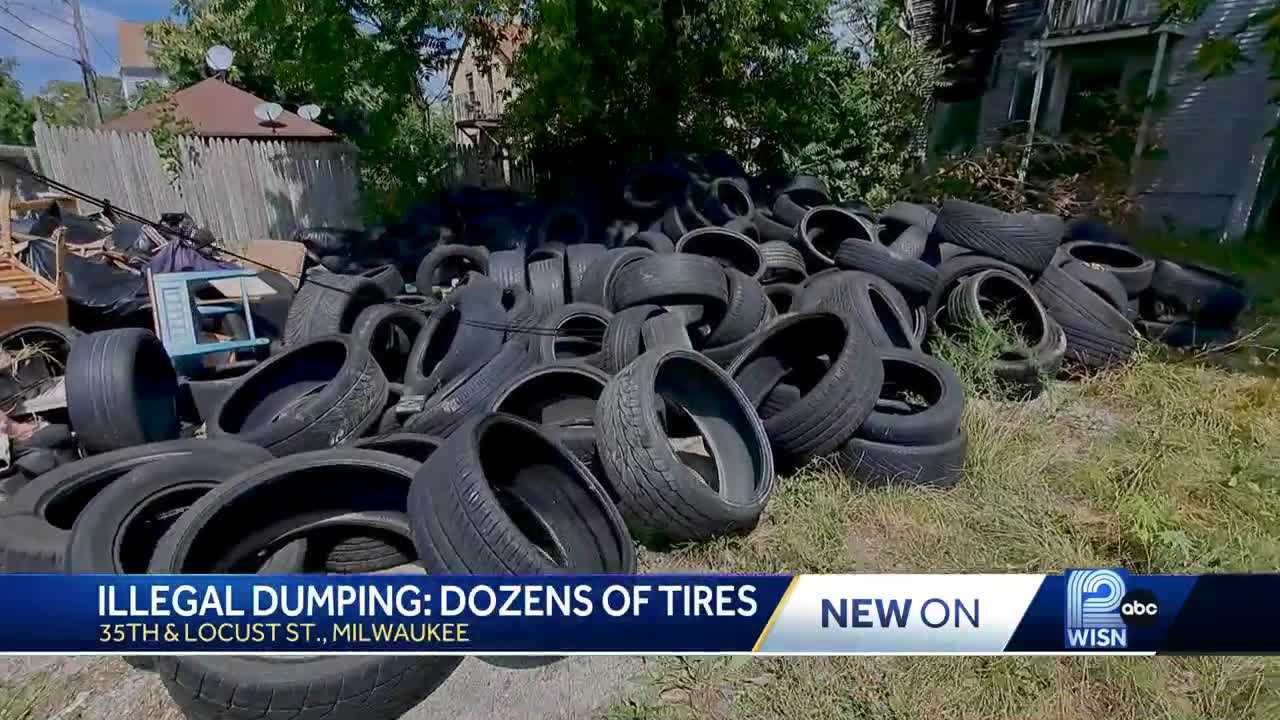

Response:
(0, 1), (73, 30)
(0, 24), (80, 64)
(86, 26), (118, 66)
(0, 6), (77, 51)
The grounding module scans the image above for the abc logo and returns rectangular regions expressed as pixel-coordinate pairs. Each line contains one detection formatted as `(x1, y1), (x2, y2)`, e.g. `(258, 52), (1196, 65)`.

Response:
(1119, 589), (1160, 626)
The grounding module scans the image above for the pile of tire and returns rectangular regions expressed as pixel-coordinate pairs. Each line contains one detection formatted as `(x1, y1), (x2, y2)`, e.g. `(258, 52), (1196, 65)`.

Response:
(0, 152), (1251, 720)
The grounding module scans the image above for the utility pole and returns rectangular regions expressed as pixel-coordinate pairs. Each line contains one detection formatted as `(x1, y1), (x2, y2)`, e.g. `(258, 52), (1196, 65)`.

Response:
(68, 0), (103, 126)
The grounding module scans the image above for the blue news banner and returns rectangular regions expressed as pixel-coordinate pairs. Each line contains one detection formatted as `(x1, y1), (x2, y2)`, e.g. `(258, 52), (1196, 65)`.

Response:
(0, 571), (1276, 654)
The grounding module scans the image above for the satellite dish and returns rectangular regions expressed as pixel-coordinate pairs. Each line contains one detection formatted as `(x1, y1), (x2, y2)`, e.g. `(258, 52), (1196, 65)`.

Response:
(297, 104), (321, 121)
(253, 102), (284, 123)
(205, 45), (234, 72)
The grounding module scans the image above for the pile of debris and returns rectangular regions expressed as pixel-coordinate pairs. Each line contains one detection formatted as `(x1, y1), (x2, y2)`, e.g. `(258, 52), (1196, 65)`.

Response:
(0, 151), (1251, 720)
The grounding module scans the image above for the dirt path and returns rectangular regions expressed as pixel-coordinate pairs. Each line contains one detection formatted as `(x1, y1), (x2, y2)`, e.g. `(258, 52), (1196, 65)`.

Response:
(0, 655), (645, 720)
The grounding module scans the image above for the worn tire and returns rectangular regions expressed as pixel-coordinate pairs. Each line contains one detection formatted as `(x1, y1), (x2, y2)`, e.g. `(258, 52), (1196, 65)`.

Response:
(1148, 260), (1248, 325)
(575, 247), (653, 307)
(358, 264), (405, 296)
(208, 335), (388, 455)
(283, 274), (387, 345)
(841, 430), (968, 488)
(414, 244), (489, 291)
(527, 257), (567, 316)
(881, 202), (938, 234)
(834, 238), (938, 297)
(351, 304), (428, 384)
(727, 312), (882, 469)
(609, 254), (729, 313)
(1033, 263), (1137, 369)
(404, 280), (506, 395)
(676, 227), (764, 280)
(1060, 260), (1127, 314)
(796, 206), (877, 269)
(932, 200), (1061, 273)
(704, 269), (769, 349)
(857, 349), (965, 446)
(1060, 241), (1154, 295)
(66, 329), (179, 454)
(757, 241), (806, 284)
(596, 349), (774, 542)
(537, 303), (611, 366)
(404, 338), (534, 437)
(600, 305), (667, 373)
(487, 248), (527, 291)
(764, 283), (801, 315)
(945, 269), (1067, 386)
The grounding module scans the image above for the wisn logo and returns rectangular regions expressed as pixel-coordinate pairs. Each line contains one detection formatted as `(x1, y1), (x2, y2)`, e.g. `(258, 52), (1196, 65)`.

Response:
(1065, 569), (1130, 649)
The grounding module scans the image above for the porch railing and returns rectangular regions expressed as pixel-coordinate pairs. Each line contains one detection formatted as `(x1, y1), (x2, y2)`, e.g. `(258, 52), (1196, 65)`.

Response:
(1049, 0), (1163, 32)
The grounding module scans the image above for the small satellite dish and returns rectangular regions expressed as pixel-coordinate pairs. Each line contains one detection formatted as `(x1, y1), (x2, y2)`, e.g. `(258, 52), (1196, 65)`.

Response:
(205, 45), (234, 72)
(297, 104), (321, 121)
(253, 102), (284, 123)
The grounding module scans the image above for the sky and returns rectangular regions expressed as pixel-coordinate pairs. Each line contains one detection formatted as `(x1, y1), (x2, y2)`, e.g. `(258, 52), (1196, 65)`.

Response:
(1, 0), (173, 96)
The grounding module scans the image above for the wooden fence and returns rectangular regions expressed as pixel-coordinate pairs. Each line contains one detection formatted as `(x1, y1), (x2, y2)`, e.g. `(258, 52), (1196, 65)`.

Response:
(32, 123), (362, 252)
(451, 142), (536, 192)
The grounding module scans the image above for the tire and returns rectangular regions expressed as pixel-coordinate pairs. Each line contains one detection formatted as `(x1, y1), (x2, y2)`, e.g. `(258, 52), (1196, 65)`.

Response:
(537, 303), (611, 365)
(575, 247), (653, 307)
(701, 177), (755, 225)
(351, 304), (428, 384)
(351, 433), (443, 463)
(841, 430), (968, 488)
(1060, 241), (1154, 295)
(887, 225), (929, 260)
(596, 349), (774, 542)
(609, 254), (729, 313)
(675, 227), (764, 280)
(834, 238), (938, 297)
(881, 202), (937, 234)
(393, 293), (436, 311)
(624, 231), (675, 254)
(723, 216), (761, 243)
(65, 448), (274, 573)
(538, 207), (590, 247)
(148, 449), (459, 720)
(1148, 260), (1248, 325)
(641, 312), (693, 351)
(359, 264), (405, 296)
(1060, 260), (1127, 313)
(660, 203), (691, 241)
(759, 382), (801, 419)
(527, 257), (567, 316)
(727, 312), (883, 469)
(0, 439), (270, 572)
(945, 269), (1067, 386)
(753, 208), (794, 244)
(1137, 319), (1237, 348)
(601, 305), (668, 373)
(704, 269), (769, 348)
(565, 244), (608, 301)
(414, 244), (489, 291)
(932, 201), (1062, 273)
(490, 364), (609, 424)
(404, 338), (534, 437)
(925, 255), (1029, 326)
(797, 206), (877, 269)
(410, 413), (633, 573)
(501, 284), (545, 330)
(800, 272), (919, 351)
(772, 178), (830, 226)
(404, 280), (506, 395)
(757, 241), (806, 284)
(208, 335), (389, 455)
(66, 329), (179, 454)
(1032, 263), (1137, 369)
(487, 248), (527, 291)
(764, 283), (801, 315)
(856, 349), (964, 446)
(283, 274), (387, 345)
(0, 322), (80, 408)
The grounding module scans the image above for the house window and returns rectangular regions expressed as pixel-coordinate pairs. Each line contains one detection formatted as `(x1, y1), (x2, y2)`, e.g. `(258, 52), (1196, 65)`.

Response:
(466, 73), (476, 101)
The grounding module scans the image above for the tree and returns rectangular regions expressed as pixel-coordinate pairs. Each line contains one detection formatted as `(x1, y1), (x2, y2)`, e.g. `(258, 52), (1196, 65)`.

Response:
(33, 77), (127, 127)
(494, 0), (939, 203)
(147, 0), (464, 219)
(0, 58), (35, 145)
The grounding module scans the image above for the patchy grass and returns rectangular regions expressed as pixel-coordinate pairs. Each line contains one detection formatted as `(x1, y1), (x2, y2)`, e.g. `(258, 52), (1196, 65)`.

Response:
(0, 674), (50, 720)
(619, 342), (1280, 718)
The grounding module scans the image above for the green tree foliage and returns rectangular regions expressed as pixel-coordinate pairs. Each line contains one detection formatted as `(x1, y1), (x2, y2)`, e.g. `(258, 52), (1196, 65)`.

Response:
(492, 0), (938, 203)
(0, 58), (35, 145)
(147, 0), (460, 219)
(33, 77), (127, 127)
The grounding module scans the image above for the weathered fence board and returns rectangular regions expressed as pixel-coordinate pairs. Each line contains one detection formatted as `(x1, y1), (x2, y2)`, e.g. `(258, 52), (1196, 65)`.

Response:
(33, 123), (361, 252)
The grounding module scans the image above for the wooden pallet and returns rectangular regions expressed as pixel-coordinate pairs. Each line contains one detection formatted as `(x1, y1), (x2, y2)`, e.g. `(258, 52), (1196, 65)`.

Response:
(0, 189), (69, 332)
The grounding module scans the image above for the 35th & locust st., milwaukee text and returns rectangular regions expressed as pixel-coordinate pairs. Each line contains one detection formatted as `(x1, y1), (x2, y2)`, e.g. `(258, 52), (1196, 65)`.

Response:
(99, 622), (470, 645)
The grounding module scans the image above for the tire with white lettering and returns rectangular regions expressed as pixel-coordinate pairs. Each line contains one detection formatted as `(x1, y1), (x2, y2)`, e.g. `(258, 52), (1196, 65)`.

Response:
(149, 451), (458, 720)
(596, 349), (774, 542)
(0, 439), (272, 573)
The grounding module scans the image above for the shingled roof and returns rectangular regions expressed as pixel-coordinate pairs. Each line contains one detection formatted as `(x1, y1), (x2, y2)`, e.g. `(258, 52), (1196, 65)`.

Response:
(101, 78), (337, 139)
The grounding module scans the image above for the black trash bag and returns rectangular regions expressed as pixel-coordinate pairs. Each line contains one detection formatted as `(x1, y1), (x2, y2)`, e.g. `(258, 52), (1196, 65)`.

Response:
(20, 238), (150, 323)
(26, 205), (110, 245)
(107, 221), (157, 256)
